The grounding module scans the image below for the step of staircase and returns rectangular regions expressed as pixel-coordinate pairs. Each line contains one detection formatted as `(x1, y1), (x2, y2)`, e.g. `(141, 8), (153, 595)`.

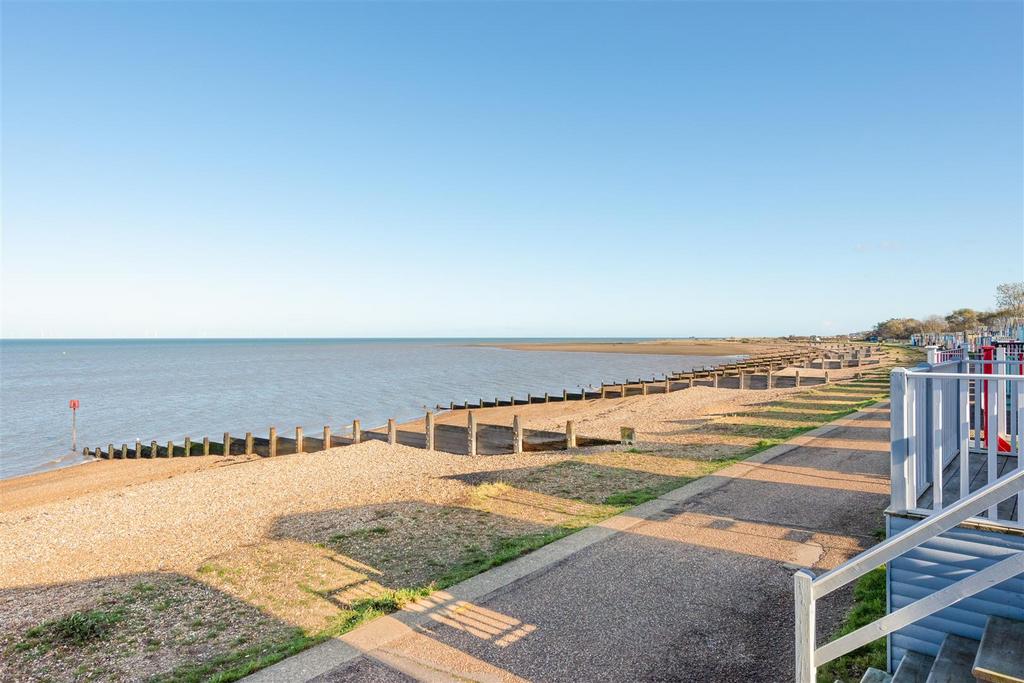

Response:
(862, 617), (1024, 683)
(926, 635), (979, 683)
(892, 652), (935, 683)
(973, 616), (1024, 683)
(860, 668), (893, 683)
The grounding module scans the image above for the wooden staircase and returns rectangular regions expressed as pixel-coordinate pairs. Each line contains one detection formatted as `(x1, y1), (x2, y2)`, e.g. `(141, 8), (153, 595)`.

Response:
(860, 616), (1024, 683)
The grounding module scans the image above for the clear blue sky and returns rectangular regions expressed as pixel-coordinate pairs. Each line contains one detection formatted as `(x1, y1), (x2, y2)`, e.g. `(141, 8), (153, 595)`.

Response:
(2, 1), (1021, 338)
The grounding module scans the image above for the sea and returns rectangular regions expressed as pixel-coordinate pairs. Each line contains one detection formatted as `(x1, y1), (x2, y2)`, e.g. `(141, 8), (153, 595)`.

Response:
(0, 338), (740, 480)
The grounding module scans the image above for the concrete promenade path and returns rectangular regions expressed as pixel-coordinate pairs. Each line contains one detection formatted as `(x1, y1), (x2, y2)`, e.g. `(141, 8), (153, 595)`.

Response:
(249, 401), (892, 683)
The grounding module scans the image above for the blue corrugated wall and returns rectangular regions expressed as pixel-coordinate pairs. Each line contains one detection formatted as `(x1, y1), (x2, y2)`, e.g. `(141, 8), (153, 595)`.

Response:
(886, 513), (1024, 671)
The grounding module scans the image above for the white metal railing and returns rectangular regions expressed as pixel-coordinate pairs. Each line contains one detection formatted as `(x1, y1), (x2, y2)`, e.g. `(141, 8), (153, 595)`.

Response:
(794, 468), (1024, 682)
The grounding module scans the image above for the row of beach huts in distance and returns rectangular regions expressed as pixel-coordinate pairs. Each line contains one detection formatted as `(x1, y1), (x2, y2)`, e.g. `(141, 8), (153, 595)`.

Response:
(84, 342), (883, 461)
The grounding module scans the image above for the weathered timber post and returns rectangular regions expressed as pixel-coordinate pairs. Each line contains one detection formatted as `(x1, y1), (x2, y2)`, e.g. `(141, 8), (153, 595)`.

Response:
(563, 389), (568, 401)
(135, 439), (142, 459)
(665, 377), (671, 392)
(467, 411), (477, 456)
(109, 443), (117, 459)
(565, 420), (577, 449)
(387, 419), (396, 445)
(824, 371), (831, 384)
(510, 395), (515, 406)
(203, 436), (210, 456)
(296, 426), (304, 453)
(513, 415), (523, 454)
(118, 443), (127, 459)
(601, 384), (608, 398)
(167, 440), (174, 457)
(713, 372), (719, 388)
(620, 383), (626, 397)
(794, 569), (816, 683)
(795, 370), (801, 387)
(352, 420), (361, 444)
(425, 411), (435, 451)
(223, 433), (231, 456)
(184, 437), (191, 456)
(766, 371), (773, 390)
(245, 432), (254, 456)
(323, 426), (331, 449)
(544, 392), (550, 403)
(642, 382), (649, 396)
(269, 427), (278, 456)
(738, 372), (745, 390)
(151, 440), (159, 458)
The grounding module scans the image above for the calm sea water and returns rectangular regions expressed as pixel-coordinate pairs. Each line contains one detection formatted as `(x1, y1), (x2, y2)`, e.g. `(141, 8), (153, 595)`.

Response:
(0, 339), (739, 479)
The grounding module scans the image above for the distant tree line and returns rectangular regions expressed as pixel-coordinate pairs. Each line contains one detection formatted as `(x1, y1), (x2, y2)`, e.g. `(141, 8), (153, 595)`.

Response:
(871, 282), (1024, 339)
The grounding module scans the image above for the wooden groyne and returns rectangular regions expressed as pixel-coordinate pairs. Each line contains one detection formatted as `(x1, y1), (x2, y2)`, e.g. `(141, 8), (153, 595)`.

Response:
(444, 345), (883, 409)
(83, 343), (883, 464)
(84, 416), (616, 461)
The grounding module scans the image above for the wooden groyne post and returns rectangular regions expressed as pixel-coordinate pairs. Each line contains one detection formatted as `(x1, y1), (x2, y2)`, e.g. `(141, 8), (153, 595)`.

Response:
(425, 411), (435, 451)
(352, 420), (361, 444)
(565, 420), (577, 449)
(268, 427), (277, 457)
(387, 418), (397, 445)
(323, 426), (331, 449)
(296, 426), (304, 453)
(467, 411), (478, 456)
(513, 415), (523, 454)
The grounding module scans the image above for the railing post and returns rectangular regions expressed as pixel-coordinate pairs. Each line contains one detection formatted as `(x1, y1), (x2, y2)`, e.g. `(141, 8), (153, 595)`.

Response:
(890, 368), (911, 511)
(925, 345), (939, 366)
(794, 569), (816, 683)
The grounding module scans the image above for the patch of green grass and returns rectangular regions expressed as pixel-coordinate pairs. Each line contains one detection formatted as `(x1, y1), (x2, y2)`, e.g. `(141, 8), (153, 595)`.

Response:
(604, 488), (661, 506)
(817, 567), (887, 683)
(17, 608), (124, 652)
(329, 526), (391, 544)
(436, 528), (578, 588)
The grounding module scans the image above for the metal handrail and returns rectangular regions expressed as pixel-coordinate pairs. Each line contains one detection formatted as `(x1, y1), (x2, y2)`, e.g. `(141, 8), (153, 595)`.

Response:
(794, 449), (1024, 682)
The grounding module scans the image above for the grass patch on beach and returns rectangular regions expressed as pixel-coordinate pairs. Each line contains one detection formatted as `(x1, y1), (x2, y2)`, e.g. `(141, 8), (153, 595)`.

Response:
(817, 567), (887, 683)
(15, 608), (125, 654)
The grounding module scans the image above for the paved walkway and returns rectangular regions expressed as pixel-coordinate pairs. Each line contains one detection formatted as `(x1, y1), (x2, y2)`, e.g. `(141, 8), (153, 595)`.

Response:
(249, 402), (892, 683)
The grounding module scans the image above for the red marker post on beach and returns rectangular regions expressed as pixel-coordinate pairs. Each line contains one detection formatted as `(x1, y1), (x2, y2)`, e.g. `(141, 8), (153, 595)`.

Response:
(69, 399), (80, 451)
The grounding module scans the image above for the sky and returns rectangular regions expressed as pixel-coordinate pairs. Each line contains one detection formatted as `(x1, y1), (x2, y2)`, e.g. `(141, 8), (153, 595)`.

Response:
(1, 1), (1022, 339)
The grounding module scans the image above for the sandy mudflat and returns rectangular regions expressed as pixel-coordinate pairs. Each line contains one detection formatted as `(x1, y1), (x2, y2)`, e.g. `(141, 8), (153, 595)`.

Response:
(482, 338), (798, 356)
